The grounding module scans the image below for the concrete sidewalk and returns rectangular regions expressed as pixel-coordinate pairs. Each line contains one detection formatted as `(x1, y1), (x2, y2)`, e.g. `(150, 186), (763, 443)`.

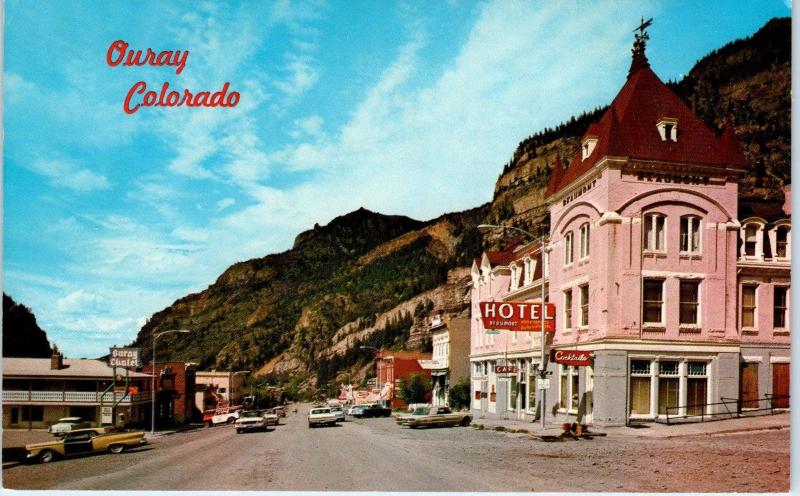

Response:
(469, 412), (790, 439)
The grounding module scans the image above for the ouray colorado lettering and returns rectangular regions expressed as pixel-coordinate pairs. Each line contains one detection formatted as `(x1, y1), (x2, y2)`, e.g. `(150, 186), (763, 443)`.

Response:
(106, 40), (240, 114)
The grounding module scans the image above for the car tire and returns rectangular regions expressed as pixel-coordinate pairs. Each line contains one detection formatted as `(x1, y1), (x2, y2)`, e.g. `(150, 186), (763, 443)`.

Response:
(226, 417), (235, 424)
(236, 429), (242, 434)
(39, 449), (56, 463)
(460, 417), (471, 427)
(109, 444), (125, 454)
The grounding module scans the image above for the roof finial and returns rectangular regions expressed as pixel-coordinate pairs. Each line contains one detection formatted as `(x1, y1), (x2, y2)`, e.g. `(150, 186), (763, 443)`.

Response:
(629, 17), (653, 77)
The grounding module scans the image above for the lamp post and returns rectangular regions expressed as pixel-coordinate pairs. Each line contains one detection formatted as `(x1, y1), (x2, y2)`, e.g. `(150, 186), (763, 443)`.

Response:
(360, 346), (381, 405)
(231, 370), (250, 406)
(478, 224), (549, 430)
(151, 329), (191, 435)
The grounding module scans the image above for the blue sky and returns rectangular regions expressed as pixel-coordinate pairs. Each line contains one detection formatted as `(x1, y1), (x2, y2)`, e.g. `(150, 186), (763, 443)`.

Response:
(3, 0), (791, 358)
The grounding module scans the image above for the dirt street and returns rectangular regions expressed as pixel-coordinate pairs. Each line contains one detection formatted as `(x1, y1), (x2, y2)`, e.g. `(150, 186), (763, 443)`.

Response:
(2, 403), (789, 492)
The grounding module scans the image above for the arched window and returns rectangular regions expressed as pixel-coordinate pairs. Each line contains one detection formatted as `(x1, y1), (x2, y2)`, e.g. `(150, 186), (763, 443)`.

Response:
(579, 222), (590, 260)
(564, 231), (574, 266)
(680, 215), (701, 254)
(740, 220), (765, 260)
(644, 214), (666, 251)
(509, 263), (519, 291)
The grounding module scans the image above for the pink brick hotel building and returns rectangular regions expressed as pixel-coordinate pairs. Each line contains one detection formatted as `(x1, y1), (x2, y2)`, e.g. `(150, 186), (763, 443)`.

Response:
(470, 30), (790, 426)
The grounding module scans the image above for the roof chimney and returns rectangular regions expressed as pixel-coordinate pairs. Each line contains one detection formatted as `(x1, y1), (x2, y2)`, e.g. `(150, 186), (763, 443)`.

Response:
(50, 349), (64, 370)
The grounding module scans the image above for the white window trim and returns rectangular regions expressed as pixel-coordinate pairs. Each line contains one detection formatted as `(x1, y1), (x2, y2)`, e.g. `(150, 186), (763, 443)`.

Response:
(643, 213), (667, 253)
(557, 364), (580, 414)
(678, 279), (702, 328)
(563, 289), (573, 331)
(643, 278), (665, 326)
(740, 221), (765, 261)
(564, 231), (574, 267)
(578, 284), (589, 328)
(628, 357), (710, 419)
(741, 284), (758, 331)
(579, 222), (590, 261)
(679, 215), (702, 255)
(773, 285), (789, 330)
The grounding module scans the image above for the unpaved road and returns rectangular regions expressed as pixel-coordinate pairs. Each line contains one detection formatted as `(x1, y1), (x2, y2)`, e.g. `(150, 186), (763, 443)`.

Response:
(3, 403), (789, 492)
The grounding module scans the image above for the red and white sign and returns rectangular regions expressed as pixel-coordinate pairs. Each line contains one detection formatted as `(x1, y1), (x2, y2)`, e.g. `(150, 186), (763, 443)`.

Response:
(479, 301), (555, 332)
(550, 349), (591, 366)
(495, 365), (518, 374)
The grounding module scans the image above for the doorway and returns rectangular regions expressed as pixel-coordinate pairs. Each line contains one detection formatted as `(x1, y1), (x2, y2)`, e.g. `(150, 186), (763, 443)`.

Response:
(740, 362), (759, 410)
(772, 363), (790, 408)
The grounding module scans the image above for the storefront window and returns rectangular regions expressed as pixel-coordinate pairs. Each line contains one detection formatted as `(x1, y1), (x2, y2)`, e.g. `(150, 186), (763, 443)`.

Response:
(630, 360), (651, 415)
(686, 362), (708, 416)
(657, 361), (679, 415)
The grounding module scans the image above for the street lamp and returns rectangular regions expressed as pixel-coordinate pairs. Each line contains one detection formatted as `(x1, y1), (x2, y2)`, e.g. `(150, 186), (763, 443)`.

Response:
(151, 329), (191, 434)
(477, 224), (549, 430)
(231, 370), (250, 406)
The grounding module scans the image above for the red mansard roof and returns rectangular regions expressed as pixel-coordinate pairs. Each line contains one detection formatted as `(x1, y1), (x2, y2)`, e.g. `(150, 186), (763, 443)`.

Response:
(546, 64), (749, 198)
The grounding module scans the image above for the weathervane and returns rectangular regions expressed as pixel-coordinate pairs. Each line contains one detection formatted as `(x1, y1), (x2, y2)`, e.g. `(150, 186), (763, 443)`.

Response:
(629, 17), (653, 76)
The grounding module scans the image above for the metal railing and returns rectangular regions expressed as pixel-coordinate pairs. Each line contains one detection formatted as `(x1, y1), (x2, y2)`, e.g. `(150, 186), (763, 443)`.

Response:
(2, 390), (153, 404)
(659, 394), (789, 425)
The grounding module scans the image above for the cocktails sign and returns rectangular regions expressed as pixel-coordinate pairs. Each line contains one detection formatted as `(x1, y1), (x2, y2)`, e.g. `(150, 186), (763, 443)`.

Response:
(479, 301), (555, 332)
(549, 349), (592, 366)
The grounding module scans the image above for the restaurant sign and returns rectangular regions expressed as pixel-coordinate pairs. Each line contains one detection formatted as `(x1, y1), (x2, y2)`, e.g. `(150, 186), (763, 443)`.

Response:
(109, 347), (142, 368)
(549, 349), (592, 366)
(494, 365), (518, 374)
(479, 301), (555, 332)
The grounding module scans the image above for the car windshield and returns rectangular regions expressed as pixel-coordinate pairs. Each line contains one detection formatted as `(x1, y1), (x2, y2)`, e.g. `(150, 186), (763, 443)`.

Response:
(311, 408), (331, 414)
(57, 417), (82, 423)
(412, 407), (431, 415)
(241, 410), (260, 417)
(331, 407), (342, 412)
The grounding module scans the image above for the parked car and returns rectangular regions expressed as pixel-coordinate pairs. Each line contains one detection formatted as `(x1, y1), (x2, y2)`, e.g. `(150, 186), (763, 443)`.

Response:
(203, 406), (242, 427)
(263, 410), (280, 426)
(235, 410), (270, 433)
(308, 407), (337, 428)
(352, 404), (391, 418)
(272, 406), (287, 418)
(398, 406), (472, 428)
(330, 406), (345, 422)
(347, 404), (365, 416)
(26, 428), (146, 463)
(48, 417), (92, 437)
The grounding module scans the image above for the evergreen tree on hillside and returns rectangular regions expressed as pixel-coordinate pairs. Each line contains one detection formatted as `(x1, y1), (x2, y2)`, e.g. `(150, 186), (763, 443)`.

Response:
(3, 293), (52, 357)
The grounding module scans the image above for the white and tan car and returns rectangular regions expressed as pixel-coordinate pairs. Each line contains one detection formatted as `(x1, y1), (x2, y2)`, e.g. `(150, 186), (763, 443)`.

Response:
(307, 407), (337, 428)
(398, 406), (472, 428)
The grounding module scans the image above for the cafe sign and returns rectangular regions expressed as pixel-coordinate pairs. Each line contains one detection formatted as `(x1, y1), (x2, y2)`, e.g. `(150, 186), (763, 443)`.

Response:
(479, 301), (555, 332)
(550, 349), (592, 366)
(109, 347), (142, 368)
(495, 365), (518, 374)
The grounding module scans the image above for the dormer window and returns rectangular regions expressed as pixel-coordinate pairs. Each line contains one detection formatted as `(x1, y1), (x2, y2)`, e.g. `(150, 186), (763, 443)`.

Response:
(739, 219), (766, 260)
(582, 137), (598, 160)
(657, 118), (678, 141)
(523, 256), (534, 286)
(769, 223), (791, 260)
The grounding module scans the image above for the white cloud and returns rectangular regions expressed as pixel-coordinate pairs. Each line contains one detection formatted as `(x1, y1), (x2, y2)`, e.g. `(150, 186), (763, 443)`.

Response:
(274, 53), (319, 96)
(217, 198), (236, 211)
(56, 290), (105, 313)
(28, 158), (111, 192)
(172, 226), (210, 242)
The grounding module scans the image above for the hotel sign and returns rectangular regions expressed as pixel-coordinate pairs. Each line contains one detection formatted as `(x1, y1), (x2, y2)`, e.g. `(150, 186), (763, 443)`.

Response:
(109, 347), (142, 368)
(479, 301), (556, 332)
(550, 349), (592, 366)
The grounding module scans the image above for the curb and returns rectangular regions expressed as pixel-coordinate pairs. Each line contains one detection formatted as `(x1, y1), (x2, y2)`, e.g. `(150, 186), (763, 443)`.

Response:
(653, 424), (789, 439)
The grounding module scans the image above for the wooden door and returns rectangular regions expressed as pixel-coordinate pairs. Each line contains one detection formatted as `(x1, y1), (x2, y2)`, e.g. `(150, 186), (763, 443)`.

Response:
(772, 363), (790, 408)
(740, 362), (759, 409)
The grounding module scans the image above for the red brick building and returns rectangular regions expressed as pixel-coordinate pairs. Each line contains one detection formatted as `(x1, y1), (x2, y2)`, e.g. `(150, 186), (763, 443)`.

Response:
(375, 350), (432, 409)
(143, 361), (197, 426)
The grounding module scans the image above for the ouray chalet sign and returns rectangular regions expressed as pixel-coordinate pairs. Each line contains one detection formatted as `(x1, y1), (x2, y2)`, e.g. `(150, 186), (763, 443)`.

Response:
(479, 301), (555, 332)
(549, 349), (591, 366)
(109, 347), (142, 368)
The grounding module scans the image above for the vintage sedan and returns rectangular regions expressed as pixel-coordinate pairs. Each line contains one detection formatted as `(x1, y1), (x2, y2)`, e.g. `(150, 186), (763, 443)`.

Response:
(48, 417), (92, 437)
(398, 406), (472, 428)
(26, 428), (147, 463)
